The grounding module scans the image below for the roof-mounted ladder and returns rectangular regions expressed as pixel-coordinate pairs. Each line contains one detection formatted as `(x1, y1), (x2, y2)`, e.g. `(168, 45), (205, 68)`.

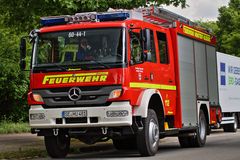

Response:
(136, 6), (196, 26)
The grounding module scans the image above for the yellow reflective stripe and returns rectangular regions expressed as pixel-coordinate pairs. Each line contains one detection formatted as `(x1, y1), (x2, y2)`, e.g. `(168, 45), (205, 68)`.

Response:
(129, 82), (176, 90)
(167, 111), (174, 115)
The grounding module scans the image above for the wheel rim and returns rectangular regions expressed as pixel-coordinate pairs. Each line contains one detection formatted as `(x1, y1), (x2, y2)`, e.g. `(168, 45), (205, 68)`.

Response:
(148, 119), (159, 149)
(199, 115), (206, 140)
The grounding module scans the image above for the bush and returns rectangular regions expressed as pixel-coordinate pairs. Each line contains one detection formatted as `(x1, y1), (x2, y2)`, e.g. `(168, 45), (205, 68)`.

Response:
(0, 27), (29, 122)
(0, 120), (30, 134)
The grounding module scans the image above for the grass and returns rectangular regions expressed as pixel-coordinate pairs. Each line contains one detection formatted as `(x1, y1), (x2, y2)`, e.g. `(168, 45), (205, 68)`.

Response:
(0, 135), (113, 159)
(0, 121), (30, 134)
(0, 149), (47, 159)
(0, 120), (113, 159)
(0, 147), (81, 159)
(0, 145), (114, 159)
(0, 146), (93, 159)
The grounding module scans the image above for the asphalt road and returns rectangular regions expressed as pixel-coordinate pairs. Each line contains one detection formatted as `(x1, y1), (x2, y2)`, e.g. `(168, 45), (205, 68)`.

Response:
(63, 129), (240, 160)
(2, 130), (239, 160)
(0, 133), (44, 152)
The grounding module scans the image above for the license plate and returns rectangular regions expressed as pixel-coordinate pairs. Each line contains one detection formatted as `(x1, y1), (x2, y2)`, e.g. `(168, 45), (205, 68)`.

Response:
(62, 110), (87, 118)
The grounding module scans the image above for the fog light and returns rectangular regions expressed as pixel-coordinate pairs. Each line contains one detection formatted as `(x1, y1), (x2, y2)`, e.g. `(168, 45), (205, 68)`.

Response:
(30, 113), (45, 120)
(106, 110), (129, 117)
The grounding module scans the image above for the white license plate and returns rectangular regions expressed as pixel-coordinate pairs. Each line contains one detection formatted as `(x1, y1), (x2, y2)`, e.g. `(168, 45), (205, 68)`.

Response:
(62, 110), (87, 118)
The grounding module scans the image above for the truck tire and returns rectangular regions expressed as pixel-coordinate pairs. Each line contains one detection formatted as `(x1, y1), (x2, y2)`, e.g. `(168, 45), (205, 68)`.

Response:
(112, 136), (137, 150)
(223, 114), (238, 132)
(44, 133), (70, 158)
(178, 110), (207, 148)
(137, 109), (159, 156)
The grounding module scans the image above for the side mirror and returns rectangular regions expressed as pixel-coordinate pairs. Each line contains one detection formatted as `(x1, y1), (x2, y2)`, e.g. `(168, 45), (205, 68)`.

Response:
(20, 38), (26, 59)
(20, 59), (26, 70)
(20, 38), (27, 70)
(142, 29), (151, 61)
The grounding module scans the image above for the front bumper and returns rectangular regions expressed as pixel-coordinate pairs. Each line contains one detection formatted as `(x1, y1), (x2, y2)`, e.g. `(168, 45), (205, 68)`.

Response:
(29, 101), (132, 128)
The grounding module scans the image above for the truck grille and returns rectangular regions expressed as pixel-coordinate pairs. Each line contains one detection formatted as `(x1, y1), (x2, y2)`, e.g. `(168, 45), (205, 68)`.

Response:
(32, 85), (121, 108)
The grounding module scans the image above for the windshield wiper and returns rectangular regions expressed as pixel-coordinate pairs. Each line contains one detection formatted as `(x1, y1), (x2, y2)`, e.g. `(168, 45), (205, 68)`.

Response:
(35, 61), (111, 72)
(35, 63), (68, 72)
(46, 63), (68, 71)
(87, 60), (110, 69)
(66, 62), (90, 70)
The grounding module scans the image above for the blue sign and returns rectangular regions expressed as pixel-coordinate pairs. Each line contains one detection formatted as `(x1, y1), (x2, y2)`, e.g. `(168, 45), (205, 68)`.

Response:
(220, 62), (226, 85)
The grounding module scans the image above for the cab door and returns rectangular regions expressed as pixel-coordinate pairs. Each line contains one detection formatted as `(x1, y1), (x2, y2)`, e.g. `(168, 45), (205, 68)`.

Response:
(154, 30), (176, 118)
(128, 28), (176, 119)
(128, 28), (159, 106)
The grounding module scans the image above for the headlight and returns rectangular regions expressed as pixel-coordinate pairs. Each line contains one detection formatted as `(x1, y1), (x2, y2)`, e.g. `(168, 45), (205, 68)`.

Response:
(30, 113), (45, 120)
(33, 93), (44, 102)
(109, 89), (122, 99)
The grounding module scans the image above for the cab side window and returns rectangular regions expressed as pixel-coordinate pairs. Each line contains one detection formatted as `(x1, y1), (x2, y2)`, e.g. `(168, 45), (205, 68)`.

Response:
(157, 32), (169, 64)
(149, 30), (156, 63)
(37, 39), (53, 64)
(130, 32), (142, 64)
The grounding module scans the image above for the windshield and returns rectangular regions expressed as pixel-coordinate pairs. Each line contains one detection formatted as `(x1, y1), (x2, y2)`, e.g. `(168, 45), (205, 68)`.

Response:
(32, 28), (125, 70)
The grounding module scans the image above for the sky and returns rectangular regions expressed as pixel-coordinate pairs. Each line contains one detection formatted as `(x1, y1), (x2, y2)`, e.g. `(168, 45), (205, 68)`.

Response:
(163, 0), (229, 21)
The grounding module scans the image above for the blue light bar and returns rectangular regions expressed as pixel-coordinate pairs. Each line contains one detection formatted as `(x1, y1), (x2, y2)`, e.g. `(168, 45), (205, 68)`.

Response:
(97, 12), (130, 21)
(40, 16), (69, 26)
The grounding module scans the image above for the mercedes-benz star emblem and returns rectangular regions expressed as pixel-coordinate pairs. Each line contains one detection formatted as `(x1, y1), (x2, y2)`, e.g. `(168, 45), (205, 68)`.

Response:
(68, 87), (81, 101)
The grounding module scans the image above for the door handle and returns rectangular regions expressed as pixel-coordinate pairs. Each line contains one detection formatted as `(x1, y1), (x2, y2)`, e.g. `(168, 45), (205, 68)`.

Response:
(150, 73), (154, 81)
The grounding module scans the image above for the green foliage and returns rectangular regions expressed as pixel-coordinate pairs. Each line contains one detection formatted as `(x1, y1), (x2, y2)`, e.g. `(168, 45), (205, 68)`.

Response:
(0, 0), (187, 33)
(0, 121), (30, 134)
(0, 27), (29, 122)
(0, 149), (47, 159)
(217, 0), (240, 56)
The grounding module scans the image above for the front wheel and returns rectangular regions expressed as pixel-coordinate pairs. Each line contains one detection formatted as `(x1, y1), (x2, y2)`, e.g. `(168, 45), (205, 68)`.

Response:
(137, 109), (159, 156)
(178, 110), (207, 147)
(44, 133), (70, 158)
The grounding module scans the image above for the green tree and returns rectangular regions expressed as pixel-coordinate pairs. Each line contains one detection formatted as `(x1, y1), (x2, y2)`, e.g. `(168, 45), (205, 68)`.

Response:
(0, 27), (29, 122)
(0, 0), (187, 33)
(217, 0), (240, 56)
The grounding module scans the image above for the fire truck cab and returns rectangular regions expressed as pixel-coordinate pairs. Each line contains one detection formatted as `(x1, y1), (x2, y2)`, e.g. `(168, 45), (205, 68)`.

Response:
(20, 6), (220, 158)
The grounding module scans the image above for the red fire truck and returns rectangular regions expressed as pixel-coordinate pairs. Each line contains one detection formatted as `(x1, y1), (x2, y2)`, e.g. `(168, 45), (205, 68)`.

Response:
(20, 6), (222, 158)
